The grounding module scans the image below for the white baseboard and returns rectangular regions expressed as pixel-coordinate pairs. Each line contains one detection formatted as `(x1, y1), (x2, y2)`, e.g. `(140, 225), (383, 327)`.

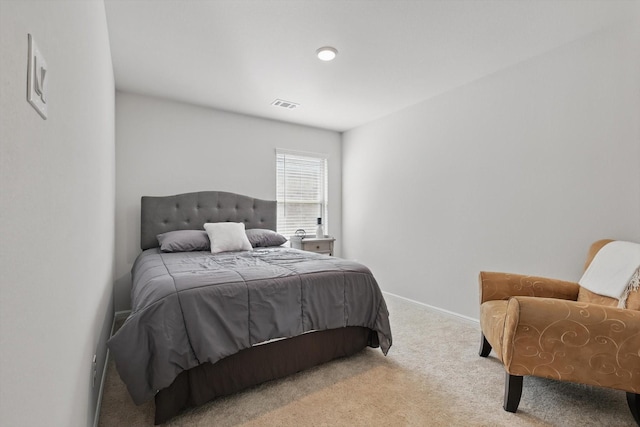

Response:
(382, 291), (479, 324)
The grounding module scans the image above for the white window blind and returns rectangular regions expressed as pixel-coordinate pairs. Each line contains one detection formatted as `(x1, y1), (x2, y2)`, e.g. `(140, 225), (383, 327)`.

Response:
(276, 150), (328, 238)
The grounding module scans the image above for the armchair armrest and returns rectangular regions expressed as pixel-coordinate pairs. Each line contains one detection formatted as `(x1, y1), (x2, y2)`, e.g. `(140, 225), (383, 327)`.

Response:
(502, 296), (640, 393)
(479, 271), (580, 304)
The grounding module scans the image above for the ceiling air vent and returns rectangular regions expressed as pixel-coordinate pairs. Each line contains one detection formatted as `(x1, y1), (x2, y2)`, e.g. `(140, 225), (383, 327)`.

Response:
(271, 99), (299, 110)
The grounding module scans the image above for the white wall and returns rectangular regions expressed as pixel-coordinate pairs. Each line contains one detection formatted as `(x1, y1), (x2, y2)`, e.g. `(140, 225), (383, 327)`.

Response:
(115, 92), (341, 311)
(0, 2), (115, 427)
(343, 22), (640, 320)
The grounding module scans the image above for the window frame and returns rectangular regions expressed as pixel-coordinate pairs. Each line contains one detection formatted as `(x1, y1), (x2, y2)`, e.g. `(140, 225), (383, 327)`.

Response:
(275, 148), (329, 238)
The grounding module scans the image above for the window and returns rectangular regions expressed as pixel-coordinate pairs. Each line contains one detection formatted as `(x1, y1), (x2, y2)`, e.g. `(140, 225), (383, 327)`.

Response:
(276, 149), (328, 238)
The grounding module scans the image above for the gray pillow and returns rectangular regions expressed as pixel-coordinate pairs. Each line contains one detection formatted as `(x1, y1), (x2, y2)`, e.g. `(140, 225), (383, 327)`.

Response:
(157, 230), (210, 252)
(245, 229), (288, 248)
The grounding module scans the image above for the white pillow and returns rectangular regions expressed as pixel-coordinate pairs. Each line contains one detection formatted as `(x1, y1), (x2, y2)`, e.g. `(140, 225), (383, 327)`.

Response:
(204, 222), (253, 254)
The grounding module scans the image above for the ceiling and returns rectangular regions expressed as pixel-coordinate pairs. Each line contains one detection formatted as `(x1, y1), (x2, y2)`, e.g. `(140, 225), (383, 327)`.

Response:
(105, 0), (638, 132)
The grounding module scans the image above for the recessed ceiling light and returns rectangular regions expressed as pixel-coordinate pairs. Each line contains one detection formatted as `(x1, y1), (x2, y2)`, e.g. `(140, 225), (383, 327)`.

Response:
(316, 46), (338, 61)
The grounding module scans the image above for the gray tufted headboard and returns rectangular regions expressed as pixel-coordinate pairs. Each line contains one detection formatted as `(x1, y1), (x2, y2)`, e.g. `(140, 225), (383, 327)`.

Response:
(140, 191), (277, 250)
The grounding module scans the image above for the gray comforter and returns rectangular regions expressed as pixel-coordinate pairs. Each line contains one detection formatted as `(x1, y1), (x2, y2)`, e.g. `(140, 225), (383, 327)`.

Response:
(107, 247), (392, 405)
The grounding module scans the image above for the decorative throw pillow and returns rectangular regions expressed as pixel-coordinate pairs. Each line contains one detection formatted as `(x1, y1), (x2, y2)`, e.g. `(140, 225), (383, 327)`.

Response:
(204, 222), (253, 254)
(245, 229), (288, 248)
(157, 230), (210, 252)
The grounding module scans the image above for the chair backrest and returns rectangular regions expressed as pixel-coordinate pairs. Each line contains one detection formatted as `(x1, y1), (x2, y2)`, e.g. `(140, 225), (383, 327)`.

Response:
(578, 239), (640, 311)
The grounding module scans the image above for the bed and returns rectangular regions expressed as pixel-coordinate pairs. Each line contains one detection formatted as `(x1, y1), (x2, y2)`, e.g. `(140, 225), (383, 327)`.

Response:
(107, 191), (392, 424)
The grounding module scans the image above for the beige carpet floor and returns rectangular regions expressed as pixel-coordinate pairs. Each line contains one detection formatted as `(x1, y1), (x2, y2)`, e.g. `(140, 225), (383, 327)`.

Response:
(99, 294), (636, 426)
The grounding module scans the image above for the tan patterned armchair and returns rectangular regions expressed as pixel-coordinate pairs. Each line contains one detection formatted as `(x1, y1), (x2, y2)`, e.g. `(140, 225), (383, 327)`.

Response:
(479, 240), (640, 425)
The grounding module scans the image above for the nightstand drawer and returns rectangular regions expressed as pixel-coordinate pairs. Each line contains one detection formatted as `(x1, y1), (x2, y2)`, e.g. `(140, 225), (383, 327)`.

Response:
(290, 236), (335, 256)
(303, 240), (332, 253)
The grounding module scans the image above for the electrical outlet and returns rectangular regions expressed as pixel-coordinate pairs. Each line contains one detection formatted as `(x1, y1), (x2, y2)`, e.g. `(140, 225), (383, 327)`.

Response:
(92, 354), (97, 388)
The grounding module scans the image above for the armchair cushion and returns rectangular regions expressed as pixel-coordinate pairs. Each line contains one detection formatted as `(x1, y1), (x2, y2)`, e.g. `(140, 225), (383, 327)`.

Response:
(502, 296), (640, 393)
(578, 287), (640, 311)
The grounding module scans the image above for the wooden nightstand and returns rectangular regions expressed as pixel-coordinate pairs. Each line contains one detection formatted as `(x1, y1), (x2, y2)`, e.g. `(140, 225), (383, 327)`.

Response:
(290, 236), (335, 256)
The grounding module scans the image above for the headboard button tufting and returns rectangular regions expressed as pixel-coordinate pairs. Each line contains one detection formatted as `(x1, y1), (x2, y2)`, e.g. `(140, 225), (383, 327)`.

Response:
(140, 191), (276, 250)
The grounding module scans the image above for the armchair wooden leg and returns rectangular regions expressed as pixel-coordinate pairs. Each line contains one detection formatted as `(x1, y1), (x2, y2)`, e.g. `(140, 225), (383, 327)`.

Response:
(479, 333), (492, 357)
(627, 393), (639, 426)
(503, 373), (523, 413)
